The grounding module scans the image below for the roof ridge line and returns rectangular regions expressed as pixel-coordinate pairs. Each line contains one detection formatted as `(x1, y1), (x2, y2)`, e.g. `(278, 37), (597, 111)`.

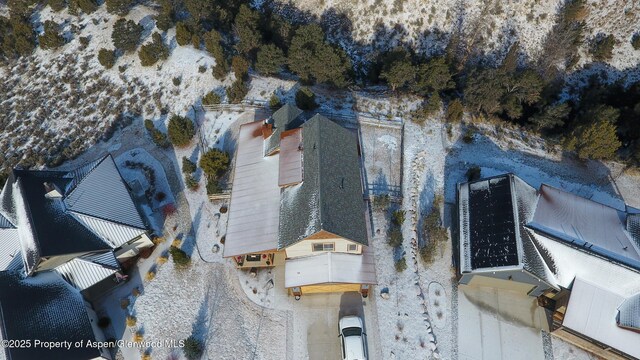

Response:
(315, 116), (323, 231)
(14, 177), (43, 272)
(65, 154), (110, 196)
(69, 210), (147, 231)
(73, 256), (120, 271)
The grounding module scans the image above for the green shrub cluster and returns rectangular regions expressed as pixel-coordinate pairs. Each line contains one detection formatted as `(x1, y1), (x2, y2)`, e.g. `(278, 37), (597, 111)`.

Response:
(144, 120), (170, 148)
(167, 115), (195, 147)
(169, 245), (191, 267)
(199, 149), (230, 178)
(138, 33), (169, 67)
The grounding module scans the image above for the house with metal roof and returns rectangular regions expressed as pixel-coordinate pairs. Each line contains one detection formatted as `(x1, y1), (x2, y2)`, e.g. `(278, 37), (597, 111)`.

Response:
(0, 271), (112, 360)
(457, 173), (640, 359)
(223, 104), (375, 298)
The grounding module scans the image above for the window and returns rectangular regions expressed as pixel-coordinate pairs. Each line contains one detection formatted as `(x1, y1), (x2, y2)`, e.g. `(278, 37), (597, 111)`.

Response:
(348, 244), (358, 252)
(246, 254), (261, 261)
(312, 243), (334, 252)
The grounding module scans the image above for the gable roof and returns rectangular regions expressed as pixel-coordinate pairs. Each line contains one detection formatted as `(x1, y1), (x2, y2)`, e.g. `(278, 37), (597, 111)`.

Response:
(55, 251), (120, 290)
(0, 271), (101, 360)
(64, 155), (146, 229)
(529, 184), (640, 271)
(0, 228), (21, 272)
(264, 103), (304, 156)
(278, 115), (367, 248)
(617, 292), (640, 331)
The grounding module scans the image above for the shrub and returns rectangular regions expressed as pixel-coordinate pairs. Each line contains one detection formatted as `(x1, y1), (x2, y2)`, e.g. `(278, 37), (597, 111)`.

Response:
(49, 0), (67, 12)
(112, 18), (143, 52)
(145, 270), (155, 281)
(564, 105), (621, 160)
(391, 210), (405, 226)
(206, 179), (221, 195)
(295, 87), (317, 110)
(120, 298), (130, 309)
(132, 287), (141, 297)
(175, 22), (192, 46)
(79, 36), (90, 48)
(186, 175), (199, 190)
(173, 77), (181, 86)
(157, 255), (168, 264)
(106, 0), (134, 15)
(255, 44), (286, 75)
(466, 166), (481, 181)
(182, 156), (197, 174)
(632, 33), (640, 50)
(199, 65), (207, 73)
(226, 79), (249, 104)
(200, 149), (230, 178)
(388, 227), (403, 248)
(98, 317), (111, 328)
(69, 0), (97, 14)
(138, 33), (169, 67)
(133, 332), (143, 343)
(395, 257), (407, 272)
(167, 115), (195, 147)
(183, 336), (203, 360)
(269, 94), (281, 109)
(126, 316), (137, 327)
(590, 34), (616, 62)
(144, 120), (170, 148)
(462, 129), (474, 143)
(98, 48), (116, 69)
(231, 55), (249, 81)
(39, 20), (65, 50)
(373, 194), (390, 209)
(446, 99), (464, 123)
(420, 203), (448, 265)
(169, 245), (191, 267)
(152, 236), (166, 245)
(202, 91), (221, 105)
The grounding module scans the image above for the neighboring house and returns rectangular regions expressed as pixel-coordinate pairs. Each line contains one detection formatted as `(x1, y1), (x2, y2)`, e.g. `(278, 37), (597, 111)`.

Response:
(457, 173), (640, 360)
(0, 271), (111, 360)
(0, 154), (154, 359)
(223, 104), (376, 298)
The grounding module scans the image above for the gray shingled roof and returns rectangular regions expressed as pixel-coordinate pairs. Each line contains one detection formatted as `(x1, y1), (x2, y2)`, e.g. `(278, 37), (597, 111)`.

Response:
(264, 103), (304, 156)
(0, 271), (101, 360)
(278, 115), (367, 248)
(617, 292), (640, 331)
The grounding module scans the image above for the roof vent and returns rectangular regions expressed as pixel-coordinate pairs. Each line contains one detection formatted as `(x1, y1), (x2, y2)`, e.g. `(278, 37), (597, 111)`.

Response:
(44, 182), (63, 199)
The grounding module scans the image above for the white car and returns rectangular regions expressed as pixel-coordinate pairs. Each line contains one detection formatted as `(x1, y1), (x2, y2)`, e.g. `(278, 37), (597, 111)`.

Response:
(338, 316), (367, 360)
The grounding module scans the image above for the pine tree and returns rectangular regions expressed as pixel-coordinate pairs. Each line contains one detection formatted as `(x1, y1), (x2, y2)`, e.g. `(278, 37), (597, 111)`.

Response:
(446, 98), (464, 123)
(175, 22), (192, 46)
(138, 33), (169, 66)
(380, 47), (414, 91)
(98, 48), (117, 69)
(565, 105), (621, 160)
(255, 43), (285, 75)
(234, 4), (261, 55)
(106, 0), (134, 16)
(112, 18), (142, 52)
(412, 56), (454, 95)
(167, 115), (195, 147)
(38, 20), (65, 50)
(48, 0), (67, 12)
(528, 103), (570, 131)
(199, 149), (230, 178)
(295, 87), (318, 110)
(204, 30), (227, 79)
(226, 79), (249, 104)
(231, 55), (249, 81)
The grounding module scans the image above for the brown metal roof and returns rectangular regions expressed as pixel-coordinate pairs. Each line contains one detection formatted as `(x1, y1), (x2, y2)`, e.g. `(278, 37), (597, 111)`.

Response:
(223, 121), (281, 257)
(278, 128), (303, 187)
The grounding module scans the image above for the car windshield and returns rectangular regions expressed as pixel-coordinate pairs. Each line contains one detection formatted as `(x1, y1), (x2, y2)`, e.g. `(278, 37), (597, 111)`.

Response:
(342, 326), (362, 337)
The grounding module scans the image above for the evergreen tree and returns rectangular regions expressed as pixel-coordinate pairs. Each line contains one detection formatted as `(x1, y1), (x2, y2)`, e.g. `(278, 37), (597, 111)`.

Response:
(204, 30), (227, 79)
(106, 0), (134, 16)
(183, 0), (213, 25)
(68, 0), (98, 15)
(138, 33), (169, 66)
(234, 4), (261, 56)
(167, 115), (195, 147)
(380, 47), (415, 91)
(565, 105), (621, 160)
(446, 98), (464, 123)
(98, 48), (116, 69)
(590, 34), (616, 62)
(295, 87), (318, 110)
(48, 0), (67, 12)
(199, 149), (230, 178)
(10, 15), (36, 57)
(111, 18), (142, 52)
(175, 22), (192, 46)
(226, 79), (249, 104)
(231, 55), (249, 81)
(255, 44), (285, 75)
(412, 56), (454, 95)
(38, 20), (65, 50)
(528, 103), (570, 131)
(288, 24), (351, 87)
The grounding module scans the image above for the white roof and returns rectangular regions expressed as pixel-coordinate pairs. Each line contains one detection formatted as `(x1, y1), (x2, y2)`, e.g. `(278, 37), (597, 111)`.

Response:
(0, 228), (21, 271)
(55, 252), (120, 290)
(71, 212), (146, 248)
(284, 247), (376, 288)
(64, 156), (146, 229)
(224, 122), (282, 257)
(563, 278), (640, 359)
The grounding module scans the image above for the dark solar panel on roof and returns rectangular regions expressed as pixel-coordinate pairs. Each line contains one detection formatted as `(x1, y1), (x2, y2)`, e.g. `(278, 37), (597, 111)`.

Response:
(468, 176), (519, 269)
